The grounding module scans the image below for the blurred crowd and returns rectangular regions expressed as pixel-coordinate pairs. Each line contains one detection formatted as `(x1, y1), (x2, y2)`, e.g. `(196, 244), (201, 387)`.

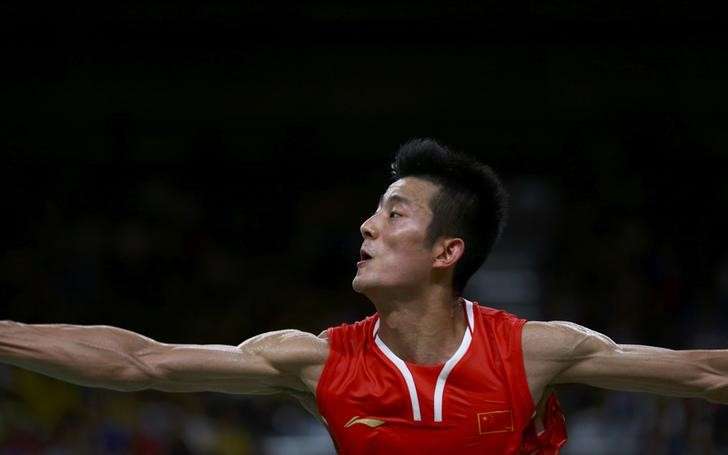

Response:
(4, 2), (728, 451)
(2, 142), (728, 454)
(1, 365), (335, 454)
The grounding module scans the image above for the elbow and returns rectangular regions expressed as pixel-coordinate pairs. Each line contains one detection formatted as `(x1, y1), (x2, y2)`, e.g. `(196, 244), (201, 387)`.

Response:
(100, 364), (158, 392)
(66, 367), (153, 392)
(126, 347), (180, 392)
(98, 349), (165, 392)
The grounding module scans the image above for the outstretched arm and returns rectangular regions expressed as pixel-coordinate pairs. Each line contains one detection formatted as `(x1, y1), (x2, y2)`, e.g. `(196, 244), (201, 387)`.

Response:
(522, 321), (728, 404)
(0, 321), (328, 395)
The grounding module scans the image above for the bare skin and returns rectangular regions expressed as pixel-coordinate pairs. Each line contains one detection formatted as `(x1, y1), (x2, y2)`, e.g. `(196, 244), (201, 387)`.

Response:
(0, 323), (327, 395)
(354, 178), (469, 366)
(523, 321), (728, 405)
(1, 176), (727, 428)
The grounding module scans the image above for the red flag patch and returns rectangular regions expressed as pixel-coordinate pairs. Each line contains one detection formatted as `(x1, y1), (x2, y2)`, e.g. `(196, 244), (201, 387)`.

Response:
(477, 410), (514, 434)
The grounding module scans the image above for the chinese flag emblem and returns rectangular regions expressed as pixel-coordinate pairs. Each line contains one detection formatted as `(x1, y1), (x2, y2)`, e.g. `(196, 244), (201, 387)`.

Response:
(477, 410), (514, 434)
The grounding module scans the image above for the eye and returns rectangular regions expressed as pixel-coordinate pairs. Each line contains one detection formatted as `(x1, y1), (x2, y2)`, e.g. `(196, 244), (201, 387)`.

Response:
(389, 211), (401, 219)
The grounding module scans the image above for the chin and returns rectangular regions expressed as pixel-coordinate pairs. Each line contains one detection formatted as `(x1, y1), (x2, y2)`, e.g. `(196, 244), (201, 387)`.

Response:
(351, 276), (367, 294)
(352, 274), (378, 295)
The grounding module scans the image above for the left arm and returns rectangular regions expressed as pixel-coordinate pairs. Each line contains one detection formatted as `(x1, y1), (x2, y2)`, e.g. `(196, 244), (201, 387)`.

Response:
(522, 321), (728, 404)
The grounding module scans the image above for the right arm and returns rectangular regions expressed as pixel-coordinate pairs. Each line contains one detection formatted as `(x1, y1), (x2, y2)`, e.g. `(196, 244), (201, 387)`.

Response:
(0, 320), (328, 395)
(523, 320), (728, 404)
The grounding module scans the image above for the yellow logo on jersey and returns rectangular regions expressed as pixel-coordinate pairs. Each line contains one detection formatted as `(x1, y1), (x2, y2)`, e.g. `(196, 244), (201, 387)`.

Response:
(345, 416), (386, 428)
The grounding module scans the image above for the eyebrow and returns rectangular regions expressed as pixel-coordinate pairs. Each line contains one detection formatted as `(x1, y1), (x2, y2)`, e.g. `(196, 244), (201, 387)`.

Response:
(378, 193), (414, 207)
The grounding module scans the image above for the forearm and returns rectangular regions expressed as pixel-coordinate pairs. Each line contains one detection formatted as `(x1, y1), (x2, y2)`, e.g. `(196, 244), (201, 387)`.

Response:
(0, 320), (160, 391)
(558, 343), (728, 404)
(606, 346), (728, 403)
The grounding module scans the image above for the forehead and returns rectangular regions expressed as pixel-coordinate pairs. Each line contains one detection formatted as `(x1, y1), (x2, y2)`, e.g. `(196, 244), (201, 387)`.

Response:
(381, 177), (440, 209)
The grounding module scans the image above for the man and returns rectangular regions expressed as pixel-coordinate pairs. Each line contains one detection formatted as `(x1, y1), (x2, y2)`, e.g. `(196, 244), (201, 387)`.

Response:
(1, 139), (726, 454)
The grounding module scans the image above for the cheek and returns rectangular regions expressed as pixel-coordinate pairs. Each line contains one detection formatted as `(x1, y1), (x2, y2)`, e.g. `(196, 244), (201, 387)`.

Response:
(387, 240), (431, 267)
(386, 225), (428, 249)
(380, 225), (431, 262)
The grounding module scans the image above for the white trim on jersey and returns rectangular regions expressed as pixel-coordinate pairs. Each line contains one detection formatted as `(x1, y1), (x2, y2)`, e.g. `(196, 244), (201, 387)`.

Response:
(373, 318), (422, 421)
(373, 299), (475, 423)
(434, 299), (474, 421)
(464, 298), (475, 333)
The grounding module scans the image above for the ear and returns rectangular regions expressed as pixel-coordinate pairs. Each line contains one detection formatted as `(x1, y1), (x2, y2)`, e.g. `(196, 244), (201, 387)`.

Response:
(432, 237), (465, 269)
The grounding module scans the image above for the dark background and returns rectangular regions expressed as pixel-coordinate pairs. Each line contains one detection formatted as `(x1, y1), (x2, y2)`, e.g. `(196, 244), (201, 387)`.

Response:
(2, 3), (728, 454)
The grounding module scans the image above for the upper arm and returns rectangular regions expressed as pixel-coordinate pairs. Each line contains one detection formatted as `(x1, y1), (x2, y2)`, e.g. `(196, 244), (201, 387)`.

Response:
(523, 321), (719, 400)
(140, 329), (329, 395)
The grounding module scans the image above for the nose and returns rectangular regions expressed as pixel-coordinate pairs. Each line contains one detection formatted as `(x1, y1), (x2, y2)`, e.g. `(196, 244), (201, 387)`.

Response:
(360, 214), (378, 239)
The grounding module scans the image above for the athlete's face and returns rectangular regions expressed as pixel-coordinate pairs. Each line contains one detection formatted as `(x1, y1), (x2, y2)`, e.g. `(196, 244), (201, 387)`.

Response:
(352, 177), (440, 296)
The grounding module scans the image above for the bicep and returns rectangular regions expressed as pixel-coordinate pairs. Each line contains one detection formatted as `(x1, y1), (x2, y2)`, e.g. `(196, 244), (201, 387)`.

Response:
(522, 321), (615, 399)
(142, 329), (328, 395)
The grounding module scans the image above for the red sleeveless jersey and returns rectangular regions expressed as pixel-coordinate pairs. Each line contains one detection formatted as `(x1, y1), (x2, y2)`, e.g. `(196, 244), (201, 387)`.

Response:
(316, 300), (567, 454)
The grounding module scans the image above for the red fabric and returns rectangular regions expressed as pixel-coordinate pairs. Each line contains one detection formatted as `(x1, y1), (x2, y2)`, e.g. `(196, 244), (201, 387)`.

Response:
(520, 393), (568, 454)
(316, 302), (568, 454)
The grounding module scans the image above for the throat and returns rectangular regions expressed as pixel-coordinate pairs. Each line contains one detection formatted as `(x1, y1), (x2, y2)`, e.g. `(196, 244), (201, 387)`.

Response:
(375, 299), (470, 365)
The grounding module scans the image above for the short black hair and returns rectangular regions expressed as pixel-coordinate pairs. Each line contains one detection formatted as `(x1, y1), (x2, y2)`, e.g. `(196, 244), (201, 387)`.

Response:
(391, 138), (508, 295)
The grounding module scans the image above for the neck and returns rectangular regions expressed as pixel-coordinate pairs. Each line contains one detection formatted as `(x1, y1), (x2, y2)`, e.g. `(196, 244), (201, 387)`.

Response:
(371, 285), (467, 365)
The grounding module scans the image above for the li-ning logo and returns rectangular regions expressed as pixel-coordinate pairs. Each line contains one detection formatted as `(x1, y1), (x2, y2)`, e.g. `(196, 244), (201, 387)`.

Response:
(344, 416), (386, 428)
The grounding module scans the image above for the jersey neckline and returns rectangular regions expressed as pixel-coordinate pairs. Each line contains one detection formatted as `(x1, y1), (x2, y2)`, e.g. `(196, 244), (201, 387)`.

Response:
(371, 298), (476, 422)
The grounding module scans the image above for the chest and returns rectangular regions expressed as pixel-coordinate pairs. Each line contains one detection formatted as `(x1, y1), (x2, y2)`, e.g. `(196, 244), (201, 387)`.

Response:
(320, 345), (525, 454)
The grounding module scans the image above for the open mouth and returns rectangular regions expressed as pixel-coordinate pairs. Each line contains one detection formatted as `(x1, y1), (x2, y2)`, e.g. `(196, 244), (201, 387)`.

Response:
(359, 249), (373, 264)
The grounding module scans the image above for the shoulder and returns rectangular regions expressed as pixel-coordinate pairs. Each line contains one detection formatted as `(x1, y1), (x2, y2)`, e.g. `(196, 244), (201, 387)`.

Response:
(321, 314), (378, 351)
(470, 302), (529, 360)
(326, 314), (378, 333)
(522, 321), (618, 360)
(474, 302), (525, 323)
(472, 302), (527, 339)
(239, 329), (330, 370)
